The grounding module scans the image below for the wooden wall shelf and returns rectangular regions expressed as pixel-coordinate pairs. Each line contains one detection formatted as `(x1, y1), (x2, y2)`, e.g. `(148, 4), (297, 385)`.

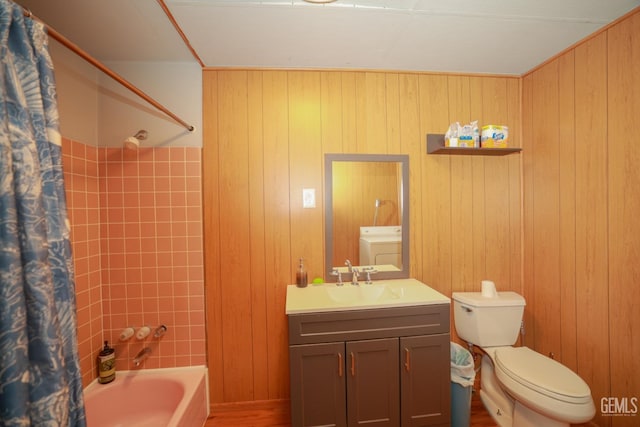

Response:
(427, 134), (522, 156)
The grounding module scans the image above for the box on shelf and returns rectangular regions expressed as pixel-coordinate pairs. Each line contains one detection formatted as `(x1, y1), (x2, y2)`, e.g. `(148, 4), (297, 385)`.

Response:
(445, 121), (479, 148)
(481, 125), (508, 148)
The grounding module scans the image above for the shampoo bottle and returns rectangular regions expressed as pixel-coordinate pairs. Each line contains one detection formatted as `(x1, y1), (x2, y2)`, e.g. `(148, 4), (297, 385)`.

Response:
(296, 258), (308, 288)
(97, 341), (116, 384)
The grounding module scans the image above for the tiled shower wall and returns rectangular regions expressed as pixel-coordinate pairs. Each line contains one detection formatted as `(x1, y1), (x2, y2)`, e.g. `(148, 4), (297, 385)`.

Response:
(62, 139), (103, 386)
(62, 138), (205, 386)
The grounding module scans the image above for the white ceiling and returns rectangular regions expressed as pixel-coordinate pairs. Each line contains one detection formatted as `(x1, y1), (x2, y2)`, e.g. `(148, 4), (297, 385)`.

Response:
(17, 0), (640, 75)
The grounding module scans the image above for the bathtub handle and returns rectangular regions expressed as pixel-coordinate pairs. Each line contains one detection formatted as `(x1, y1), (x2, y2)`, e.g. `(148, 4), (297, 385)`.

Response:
(154, 324), (168, 338)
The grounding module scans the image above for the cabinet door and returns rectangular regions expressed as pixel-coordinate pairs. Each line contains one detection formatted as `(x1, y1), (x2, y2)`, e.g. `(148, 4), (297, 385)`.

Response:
(290, 342), (347, 427)
(400, 334), (451, 426)
(346, 338), (399, 427)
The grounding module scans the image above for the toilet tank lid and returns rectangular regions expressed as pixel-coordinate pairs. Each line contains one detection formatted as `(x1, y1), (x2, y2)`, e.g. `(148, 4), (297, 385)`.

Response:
(452, 291), (526, 307)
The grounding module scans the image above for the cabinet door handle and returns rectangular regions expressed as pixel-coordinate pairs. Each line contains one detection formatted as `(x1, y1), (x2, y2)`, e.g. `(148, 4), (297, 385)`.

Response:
(350, 352), (355, 376)
(404, 348), (410, 372)
(338, 353), (343, 377)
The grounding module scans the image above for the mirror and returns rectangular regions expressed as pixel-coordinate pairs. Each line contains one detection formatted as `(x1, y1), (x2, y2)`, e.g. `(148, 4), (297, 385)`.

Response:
(325, 153), (410, 281)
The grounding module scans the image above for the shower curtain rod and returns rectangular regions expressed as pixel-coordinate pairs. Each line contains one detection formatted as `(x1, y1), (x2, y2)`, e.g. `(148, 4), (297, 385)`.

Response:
(21, 8), (195, 133)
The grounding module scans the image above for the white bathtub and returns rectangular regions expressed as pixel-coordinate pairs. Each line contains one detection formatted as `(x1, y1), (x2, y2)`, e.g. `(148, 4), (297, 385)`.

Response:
(84, 366), (209, 427)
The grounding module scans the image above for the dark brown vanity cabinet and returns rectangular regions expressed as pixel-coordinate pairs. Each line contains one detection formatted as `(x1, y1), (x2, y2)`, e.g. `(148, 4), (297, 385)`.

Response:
(288, 305), (451, 427)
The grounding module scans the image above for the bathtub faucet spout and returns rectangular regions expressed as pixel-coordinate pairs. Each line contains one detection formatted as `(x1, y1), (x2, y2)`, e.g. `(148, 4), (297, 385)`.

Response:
(133, 347), (152, 367)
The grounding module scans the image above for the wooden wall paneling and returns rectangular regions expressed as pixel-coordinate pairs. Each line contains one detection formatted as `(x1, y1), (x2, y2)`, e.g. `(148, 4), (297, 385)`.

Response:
(481, 78), (513, 293)
(320, 72), (344, 154)
(354, 73), (368, 153)
(288, 71), (324, 281)
(262, 71), (292, 399)
(364, 163), (401, 227)
(446, 76), (475, 296)
(557, 52), (578, 372)
(362, 72), (388, 154)
(469, 77), (487, 292)
(320, 72), (343, 275)
(446, 75), (473, 343)
(203, 69), (523, 409)
(202, 70), (224, 404)
(607, 13), (640, 417)
(341, 72), (358, 154)
(505, 78), (522, 298)
(217, 71), (255, 402)
(385, 73), (400, 154)
(521, 75), (535, 350)
(350, 162), (366, 248)
(334, 72), (363, 266)
(397, 74), (422, 279)
(247, 70), (269, 400)
(574, 33), (610, 423)
(331, 162), (355, 266)
(419, 74), (452, 296)
(530, 63), (563, 360)
(349, 163), (364, 262)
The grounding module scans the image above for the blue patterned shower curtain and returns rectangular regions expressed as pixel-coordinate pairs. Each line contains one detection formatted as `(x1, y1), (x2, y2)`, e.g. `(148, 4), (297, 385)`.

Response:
(0, 0), (86, 425)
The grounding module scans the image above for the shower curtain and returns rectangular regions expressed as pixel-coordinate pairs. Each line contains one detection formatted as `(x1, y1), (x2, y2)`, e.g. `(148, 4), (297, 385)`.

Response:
(0, 0), (86, 425)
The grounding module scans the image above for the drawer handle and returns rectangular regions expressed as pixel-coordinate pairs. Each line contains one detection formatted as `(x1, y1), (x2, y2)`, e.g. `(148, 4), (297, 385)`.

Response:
(404, 348), (410, 372)
(338, 353), (343, 377)
(350, 352), (355, 377)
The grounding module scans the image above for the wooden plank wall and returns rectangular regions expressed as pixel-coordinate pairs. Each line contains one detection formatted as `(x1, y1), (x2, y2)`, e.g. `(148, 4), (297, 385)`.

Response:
(202, 70), (521, 405)
(522, 10), (640, 427)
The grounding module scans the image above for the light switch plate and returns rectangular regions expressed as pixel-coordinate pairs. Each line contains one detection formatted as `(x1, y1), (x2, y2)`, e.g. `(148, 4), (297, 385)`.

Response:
(302, 188), (316, 208)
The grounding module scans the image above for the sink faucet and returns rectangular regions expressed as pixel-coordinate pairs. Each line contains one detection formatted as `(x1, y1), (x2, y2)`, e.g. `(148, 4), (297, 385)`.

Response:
(345, 260), (359, 286)
(133, 347), (152, 367)
(330, 268), (344, 286)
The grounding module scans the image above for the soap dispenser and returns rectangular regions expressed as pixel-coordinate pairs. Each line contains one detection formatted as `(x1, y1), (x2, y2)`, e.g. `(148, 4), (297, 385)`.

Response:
(296, 258), (308, 288)
(97, 341), (116, 384)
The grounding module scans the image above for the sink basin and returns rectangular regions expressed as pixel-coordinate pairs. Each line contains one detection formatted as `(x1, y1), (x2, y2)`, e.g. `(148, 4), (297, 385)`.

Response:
(285, 278), (450, 314)
(326, 284), (387, 303)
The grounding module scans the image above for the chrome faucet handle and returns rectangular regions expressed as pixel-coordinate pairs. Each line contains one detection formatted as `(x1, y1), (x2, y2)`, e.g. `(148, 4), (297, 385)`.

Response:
(344, 259), (353, 272)
(330, 268), (343, 286)
(154, 324), (168, 338)
(351, 267), (359, 286)
(362, 268), (378, 284)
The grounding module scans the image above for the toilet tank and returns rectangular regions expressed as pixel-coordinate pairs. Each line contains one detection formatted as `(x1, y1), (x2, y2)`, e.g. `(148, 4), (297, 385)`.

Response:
(452, 291), (526, 347)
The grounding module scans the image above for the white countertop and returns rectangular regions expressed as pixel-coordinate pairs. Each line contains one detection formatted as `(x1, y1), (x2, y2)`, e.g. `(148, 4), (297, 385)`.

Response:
(285, 278), (450, 314)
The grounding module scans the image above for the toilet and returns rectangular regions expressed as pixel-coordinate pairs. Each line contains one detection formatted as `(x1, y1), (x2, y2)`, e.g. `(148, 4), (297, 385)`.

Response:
(452, 291), (595, 427)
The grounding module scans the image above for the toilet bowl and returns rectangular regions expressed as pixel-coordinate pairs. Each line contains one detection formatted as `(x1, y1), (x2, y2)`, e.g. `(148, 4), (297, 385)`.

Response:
(452, 291), (595, 427)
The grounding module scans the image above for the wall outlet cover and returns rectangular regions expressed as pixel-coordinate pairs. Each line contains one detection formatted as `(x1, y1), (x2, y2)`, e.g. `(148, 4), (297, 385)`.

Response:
(303, 188), (315, 208)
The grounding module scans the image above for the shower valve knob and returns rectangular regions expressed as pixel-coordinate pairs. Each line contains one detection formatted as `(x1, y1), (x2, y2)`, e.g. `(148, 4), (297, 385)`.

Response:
(135, 326), (151, 340)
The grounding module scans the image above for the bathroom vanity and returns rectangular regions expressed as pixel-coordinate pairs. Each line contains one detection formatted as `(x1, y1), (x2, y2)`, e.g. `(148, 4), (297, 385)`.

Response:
(286, 279), (451, 427)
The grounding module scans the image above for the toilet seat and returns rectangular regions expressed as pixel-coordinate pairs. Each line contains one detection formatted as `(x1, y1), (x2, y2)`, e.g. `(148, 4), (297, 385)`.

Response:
(491, 346), (595, 423)
(494, 347), (591, 403)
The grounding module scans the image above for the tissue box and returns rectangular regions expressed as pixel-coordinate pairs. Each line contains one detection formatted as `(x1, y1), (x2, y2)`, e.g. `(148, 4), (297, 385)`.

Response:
(481, 125), (508, 148)
(445, 121), (480, 147)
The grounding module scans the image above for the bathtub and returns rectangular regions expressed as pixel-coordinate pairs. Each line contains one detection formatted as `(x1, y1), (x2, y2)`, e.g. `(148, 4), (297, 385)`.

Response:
(84, 366), (209, 427)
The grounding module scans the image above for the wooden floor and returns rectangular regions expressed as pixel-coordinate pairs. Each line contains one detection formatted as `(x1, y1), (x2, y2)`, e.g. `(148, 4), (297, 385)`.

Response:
(206, 377), (497, 427)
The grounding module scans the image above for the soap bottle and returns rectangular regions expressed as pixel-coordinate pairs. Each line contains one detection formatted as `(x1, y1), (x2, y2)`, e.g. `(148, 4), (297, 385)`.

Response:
(97, 341), (116, 384)
(296, 258), (308, 288)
